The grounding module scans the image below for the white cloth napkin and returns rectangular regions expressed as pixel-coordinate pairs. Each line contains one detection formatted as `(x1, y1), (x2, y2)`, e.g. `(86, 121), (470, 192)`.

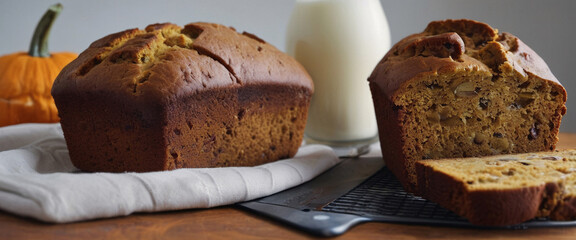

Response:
(0, 123), (340, 223)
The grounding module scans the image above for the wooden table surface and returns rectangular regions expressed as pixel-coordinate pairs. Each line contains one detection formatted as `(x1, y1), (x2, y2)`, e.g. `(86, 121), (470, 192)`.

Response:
(2, 133), (576, 240)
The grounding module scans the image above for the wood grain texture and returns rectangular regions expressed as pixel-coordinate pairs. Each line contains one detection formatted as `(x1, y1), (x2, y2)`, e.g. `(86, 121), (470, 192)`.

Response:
(1, 133), (576, 239)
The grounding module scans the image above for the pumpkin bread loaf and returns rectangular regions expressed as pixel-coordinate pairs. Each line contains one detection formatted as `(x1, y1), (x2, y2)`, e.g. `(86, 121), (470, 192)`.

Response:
(52, 22), (313, 172)
(416, 149), (576, 226)
(368, 19), (567, 193)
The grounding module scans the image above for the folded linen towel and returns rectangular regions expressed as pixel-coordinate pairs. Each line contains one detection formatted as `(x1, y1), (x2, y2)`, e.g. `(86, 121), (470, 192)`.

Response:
(0, 123), (340, 223)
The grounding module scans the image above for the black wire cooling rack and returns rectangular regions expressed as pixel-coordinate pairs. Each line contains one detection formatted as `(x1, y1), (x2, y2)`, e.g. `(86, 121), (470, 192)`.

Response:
(322, 166), (465, 221)
(240, 157), (576, 237)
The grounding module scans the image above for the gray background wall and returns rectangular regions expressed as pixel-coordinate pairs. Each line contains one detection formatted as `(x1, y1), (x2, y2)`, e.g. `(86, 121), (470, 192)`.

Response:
(1, 0), (574, 132)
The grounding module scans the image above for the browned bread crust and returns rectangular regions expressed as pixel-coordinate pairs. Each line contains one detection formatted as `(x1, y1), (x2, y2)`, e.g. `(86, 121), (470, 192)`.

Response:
(416, 150), (576, 226)
(52, 22), (313, 172)
(368, 19), (567, 193)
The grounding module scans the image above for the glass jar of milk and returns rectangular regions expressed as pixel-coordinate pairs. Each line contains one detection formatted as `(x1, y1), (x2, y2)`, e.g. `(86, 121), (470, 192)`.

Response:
(286, 0), (391, 146)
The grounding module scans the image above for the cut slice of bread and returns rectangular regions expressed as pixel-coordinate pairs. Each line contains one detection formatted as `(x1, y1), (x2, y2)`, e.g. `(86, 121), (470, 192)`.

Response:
(415, 149), (576, 226)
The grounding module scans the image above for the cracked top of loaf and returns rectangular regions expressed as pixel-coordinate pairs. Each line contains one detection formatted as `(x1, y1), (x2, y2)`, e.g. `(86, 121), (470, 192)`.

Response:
(52, 22), (313, 103)
(368, 19), (565, 101)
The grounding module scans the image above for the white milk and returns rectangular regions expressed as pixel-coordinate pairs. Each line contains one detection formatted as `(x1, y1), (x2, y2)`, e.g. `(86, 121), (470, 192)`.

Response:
(286, 0), (391, 144)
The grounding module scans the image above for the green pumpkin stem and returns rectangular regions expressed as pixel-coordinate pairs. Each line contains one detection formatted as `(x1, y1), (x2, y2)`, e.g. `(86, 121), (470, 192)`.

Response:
(28, 3), (63, 57)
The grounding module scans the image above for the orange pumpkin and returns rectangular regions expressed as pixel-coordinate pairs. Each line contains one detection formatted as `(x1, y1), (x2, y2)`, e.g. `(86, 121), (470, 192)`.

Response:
(0, 3), (77, 127)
